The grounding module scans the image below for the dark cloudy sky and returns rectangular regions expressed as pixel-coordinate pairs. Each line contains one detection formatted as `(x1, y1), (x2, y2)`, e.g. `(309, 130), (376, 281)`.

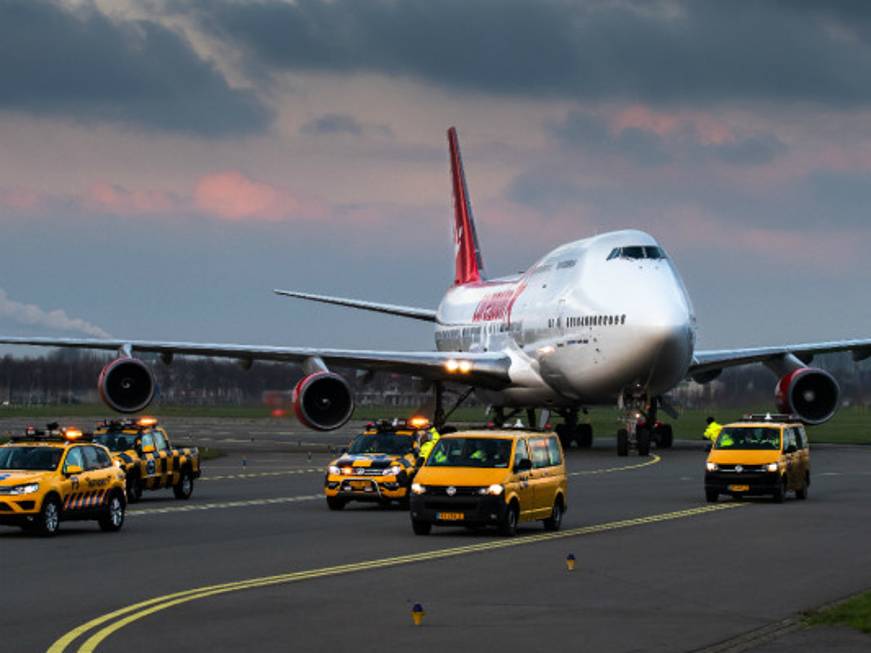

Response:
(1, 0), (871, 352)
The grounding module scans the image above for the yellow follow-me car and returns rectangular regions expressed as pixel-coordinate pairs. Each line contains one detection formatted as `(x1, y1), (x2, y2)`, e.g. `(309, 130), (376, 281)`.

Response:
(91, 417), (201, 503)
(410, 429), (568, 536)
(705, 414), (810, 503)
(323, 417), (434, 510)
(0, 424), (127, 536)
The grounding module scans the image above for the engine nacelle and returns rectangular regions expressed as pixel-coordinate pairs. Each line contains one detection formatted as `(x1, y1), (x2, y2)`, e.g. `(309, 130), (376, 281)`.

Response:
(775, 367), (840, 425)
(98, 358), (156, 414)
(292, 372), (354, 431)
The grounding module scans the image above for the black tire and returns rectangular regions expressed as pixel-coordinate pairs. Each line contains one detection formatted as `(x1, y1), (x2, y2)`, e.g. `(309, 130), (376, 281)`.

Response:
(34, 496), (61, 537)
(659, 424), (674, 449)
(543, 497), (564, 531)
(576, 424), (593, 449)
(326, 496), (347, 511)
(498, 502), (519, 536)
(126, 473), (143, 503)
(173, 468), (194, 500)
(705, 489), (718, 503)
(796, 473), (809, 500)
(556, 424), (572, 450)
(617, 429), (629, 457)
(412, 519), (432, 535)
(98, 491), (126, 532)
(637, 428), (651, 457)
(773, 477), (786, 503)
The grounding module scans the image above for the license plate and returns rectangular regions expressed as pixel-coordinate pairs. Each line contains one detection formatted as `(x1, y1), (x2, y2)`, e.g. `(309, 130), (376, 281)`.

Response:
(350, 480), (370, 490)
(729, 484), (750, 492)
(437, 512), (464, 521)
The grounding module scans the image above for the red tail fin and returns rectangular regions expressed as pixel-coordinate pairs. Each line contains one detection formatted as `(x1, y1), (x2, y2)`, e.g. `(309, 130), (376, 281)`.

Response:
(448, 127), (485, 286)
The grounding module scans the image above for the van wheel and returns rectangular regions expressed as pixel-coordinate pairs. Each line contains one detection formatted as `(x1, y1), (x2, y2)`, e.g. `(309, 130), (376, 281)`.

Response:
(326, 497), (346, 511)
(543, 498), (564, 531)
(637, 428), (651, 456)
(617, 429), (629, 457)
(35, 496), (61, 537)
(796, 474), (809, 500)
(705, 489), (718, 503)
(498, 503), (519, 536)
(412, 519), (432, 535)
(773, 478), (786, 503)
(98, 492), (126, 532)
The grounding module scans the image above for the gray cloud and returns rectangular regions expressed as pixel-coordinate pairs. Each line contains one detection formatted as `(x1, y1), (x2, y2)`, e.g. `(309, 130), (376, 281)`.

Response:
(299, 112), (393, 137)
(0, 0), (271, 136)
(188, 0), (871, 106)
(549, 111), (786, 167)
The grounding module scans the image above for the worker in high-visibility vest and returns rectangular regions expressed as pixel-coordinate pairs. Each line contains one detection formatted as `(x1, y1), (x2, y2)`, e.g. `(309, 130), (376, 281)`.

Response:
(704, 417), (722, 445)
(418, 427), (441, 462)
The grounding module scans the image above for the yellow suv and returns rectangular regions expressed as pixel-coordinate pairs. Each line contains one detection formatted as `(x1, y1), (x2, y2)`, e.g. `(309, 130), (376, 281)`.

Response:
(324, 418), (433, 510)
(0, 425), (127, 536)
(705, 414), (810, 503)
(409, 430), (568, 536)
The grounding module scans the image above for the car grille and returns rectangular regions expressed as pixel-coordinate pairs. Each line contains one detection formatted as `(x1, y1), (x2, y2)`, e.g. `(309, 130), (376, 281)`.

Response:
(425, 486), (482, 496)
(716, 465), (770, 473)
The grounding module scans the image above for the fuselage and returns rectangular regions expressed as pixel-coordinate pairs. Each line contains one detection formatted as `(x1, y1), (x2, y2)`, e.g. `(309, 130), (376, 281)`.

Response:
(434, 230), (696, 408)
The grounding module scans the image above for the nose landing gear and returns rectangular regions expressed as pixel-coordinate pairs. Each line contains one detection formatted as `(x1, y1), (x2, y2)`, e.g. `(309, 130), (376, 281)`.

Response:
(617, 394), (673, 456)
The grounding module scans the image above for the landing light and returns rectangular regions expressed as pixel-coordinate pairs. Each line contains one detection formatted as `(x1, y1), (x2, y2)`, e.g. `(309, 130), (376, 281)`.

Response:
(444, 359), (472, 374)
(458, 360), (472, 374)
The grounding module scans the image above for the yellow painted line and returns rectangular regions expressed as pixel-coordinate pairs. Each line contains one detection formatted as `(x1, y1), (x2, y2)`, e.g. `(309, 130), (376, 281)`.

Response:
(50, 502), (745, 653)
(200, 468), (322, 481)
(127, 495), (322, 516)
(569, 453), (661, 476)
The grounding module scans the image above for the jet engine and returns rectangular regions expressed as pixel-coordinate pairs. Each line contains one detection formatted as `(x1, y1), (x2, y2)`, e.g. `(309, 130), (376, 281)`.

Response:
(775, 367), (839, 425)
(292, 372), (354, 431)
(98, 358), (156, 413)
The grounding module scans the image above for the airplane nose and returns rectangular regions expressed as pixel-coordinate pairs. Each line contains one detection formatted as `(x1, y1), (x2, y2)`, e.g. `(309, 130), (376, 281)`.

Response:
(642, 303), (693, 393)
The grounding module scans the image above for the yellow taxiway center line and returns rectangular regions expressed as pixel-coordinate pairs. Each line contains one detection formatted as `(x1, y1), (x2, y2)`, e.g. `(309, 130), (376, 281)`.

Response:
(50, 501), (744, 653)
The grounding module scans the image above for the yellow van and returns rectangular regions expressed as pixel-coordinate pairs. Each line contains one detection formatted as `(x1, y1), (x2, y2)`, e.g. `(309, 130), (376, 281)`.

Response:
(409, 430), (568, 536)
(705, 415), (810, 503)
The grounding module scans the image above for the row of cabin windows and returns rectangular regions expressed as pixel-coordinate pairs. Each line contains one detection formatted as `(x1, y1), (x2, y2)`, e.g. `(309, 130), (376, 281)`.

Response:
(606, 246), (666, 261)
(548, 314), (627, 329)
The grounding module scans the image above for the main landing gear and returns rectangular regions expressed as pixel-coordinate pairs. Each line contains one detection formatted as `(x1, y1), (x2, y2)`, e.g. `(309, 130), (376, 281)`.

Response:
(555, 409), (593, 450)
(616, 395), (673, 457)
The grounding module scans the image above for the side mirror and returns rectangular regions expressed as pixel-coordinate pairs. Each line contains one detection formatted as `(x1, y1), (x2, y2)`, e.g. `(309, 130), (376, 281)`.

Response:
(705, 444), (712, 452)
(416, 456), (425, 467)
(141, 444), (156, 454)
(515, 458), (533, 472)
(785, 445), (797, 454)
(340, 447), (348, 455)
(64, 464), (83, 475)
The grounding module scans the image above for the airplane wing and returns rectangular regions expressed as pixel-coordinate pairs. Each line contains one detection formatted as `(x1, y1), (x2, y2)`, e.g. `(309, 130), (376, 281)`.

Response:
(690, 338), (871, 377)
(0, 336), (510, 389)
(273, 289), (437, 322)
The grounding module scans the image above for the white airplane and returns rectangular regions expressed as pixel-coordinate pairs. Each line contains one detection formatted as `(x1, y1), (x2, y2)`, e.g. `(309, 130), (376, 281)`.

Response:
(0, 128), (865, 455)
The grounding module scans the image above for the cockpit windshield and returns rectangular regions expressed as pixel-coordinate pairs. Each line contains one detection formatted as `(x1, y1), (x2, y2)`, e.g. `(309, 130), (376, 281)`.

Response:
(607, 246), (666, 261)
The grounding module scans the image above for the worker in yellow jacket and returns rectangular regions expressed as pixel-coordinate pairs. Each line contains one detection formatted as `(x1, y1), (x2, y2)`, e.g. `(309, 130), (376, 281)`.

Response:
(704, 417), (722, 445)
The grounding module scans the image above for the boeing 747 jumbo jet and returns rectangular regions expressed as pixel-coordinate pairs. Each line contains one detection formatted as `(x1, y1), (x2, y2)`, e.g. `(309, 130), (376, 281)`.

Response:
(0, 128), (866, 455)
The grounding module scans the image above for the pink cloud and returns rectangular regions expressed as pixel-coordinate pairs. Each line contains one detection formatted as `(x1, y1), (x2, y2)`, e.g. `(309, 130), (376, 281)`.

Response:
(0, 187), (43, 211)
(194, 171), (322, 221)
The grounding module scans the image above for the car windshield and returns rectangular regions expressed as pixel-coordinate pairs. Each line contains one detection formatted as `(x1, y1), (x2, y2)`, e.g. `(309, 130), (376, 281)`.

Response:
(92, 432), (139, 452)
(715, 427), (781, 450)
(426, 437), (513, 468)
(347, 434), (414, 456)
(0, 446), (63, 471)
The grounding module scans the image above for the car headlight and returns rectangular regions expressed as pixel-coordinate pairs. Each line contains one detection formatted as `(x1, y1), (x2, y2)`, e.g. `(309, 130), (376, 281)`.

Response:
(10, 483), (39, 495)
(706, 462), (719, 472)
(478, 484), (504, 496)
(383, 465), (403, 477)
(411, 483), (426, 495)
(328, 465), (341, 475)
(765, 462), (779, 473)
